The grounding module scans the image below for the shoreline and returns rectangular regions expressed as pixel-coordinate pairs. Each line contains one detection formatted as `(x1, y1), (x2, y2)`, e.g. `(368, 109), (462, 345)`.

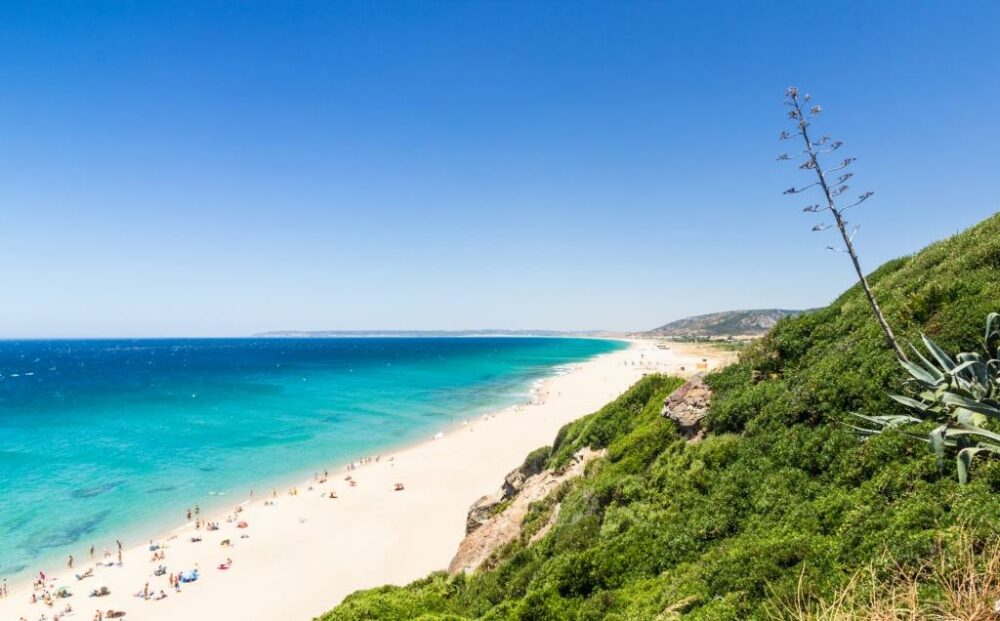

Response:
(2, 340), (624, 590)
(0, 339), (734, 621)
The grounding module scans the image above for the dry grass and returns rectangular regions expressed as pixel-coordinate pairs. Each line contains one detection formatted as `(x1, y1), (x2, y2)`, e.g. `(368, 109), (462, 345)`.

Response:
(767, 531), (1000, 621)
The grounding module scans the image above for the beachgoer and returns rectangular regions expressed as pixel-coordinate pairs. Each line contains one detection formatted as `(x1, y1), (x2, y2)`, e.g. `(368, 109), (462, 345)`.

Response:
(194, 504), (200, 515)
(68, 555), (73, 569)
(89, 545), (94, 560)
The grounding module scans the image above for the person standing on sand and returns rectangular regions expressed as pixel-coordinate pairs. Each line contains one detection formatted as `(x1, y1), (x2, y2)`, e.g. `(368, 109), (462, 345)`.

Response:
(1, 577), (6, 597)
(68, 555), (73, 569)
(89, 545), (94, 560)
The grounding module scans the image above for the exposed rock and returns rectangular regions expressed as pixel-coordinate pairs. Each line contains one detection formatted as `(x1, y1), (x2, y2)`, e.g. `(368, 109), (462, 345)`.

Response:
(465, 460), (535, 535)
(466, 495), (501, 535)
(661, 374), (712, 442)
(450, 447), (604, 575)
(501, 467), (527, 500)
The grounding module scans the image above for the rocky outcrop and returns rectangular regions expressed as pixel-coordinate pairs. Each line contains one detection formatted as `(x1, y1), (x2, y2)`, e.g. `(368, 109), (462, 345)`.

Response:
(661, 374), (712, 441)
(465, 447), (550, 535)
(466, 494), (501, 535)
(450, 447), (604, 575)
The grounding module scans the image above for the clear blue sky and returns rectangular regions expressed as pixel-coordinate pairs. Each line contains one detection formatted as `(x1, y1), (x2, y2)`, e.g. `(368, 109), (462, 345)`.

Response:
(1, 1), (998, 337)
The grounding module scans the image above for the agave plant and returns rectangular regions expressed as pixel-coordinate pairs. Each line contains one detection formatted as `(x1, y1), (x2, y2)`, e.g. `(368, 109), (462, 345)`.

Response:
(849, 313), (1000, 483)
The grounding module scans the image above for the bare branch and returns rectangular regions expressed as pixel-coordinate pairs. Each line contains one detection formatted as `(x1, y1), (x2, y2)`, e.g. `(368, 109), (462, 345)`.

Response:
(784, 182), (820, 194)
(824, 158), (856, 174)
(843, 191), (875, 210)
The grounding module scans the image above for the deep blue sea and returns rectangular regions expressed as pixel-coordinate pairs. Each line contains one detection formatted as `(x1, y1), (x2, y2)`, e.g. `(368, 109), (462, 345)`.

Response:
(0, 337), (623, 580)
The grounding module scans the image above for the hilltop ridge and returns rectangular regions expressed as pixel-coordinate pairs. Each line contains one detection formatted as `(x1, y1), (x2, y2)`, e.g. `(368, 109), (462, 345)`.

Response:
(639, 308), (805, 338)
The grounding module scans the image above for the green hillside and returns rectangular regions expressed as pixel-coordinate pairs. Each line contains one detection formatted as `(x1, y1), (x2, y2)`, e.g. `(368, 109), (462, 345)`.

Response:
(318, 212), (1000, 620)
(642, 309), (805, 338)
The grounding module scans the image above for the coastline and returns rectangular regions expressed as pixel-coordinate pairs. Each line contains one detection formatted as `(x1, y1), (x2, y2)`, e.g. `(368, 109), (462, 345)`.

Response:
(0, 339), (734, 621)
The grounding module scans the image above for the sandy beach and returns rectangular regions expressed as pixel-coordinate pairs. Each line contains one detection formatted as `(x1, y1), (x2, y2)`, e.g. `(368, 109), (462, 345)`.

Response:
(0, 339), (734, 621)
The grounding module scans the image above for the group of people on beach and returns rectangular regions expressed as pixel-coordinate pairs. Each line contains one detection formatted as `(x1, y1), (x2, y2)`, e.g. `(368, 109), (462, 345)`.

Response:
(5, 452), (401, 621)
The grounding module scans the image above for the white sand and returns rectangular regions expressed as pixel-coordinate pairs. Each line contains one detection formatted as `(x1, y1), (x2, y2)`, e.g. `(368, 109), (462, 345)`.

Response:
(0, 339), (733, 621)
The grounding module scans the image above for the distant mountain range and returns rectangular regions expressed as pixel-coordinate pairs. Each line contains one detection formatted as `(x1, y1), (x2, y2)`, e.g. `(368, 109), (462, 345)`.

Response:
(252, 329), (607, 338)
(638, 309), (805, 338)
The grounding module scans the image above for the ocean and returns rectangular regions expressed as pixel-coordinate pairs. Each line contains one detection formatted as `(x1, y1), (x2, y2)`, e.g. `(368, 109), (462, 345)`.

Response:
(0, 337), (623, 580)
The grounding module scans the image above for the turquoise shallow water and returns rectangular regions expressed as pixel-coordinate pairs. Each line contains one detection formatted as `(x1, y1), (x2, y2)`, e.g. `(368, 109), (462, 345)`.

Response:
(0, 337), (623, 580)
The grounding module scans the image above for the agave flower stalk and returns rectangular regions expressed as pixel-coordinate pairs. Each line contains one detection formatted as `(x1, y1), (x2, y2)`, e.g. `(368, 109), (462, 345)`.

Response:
(779, 87), (907, 361)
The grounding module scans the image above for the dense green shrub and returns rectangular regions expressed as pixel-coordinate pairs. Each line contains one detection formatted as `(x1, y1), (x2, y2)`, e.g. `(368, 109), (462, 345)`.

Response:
(320, 213), (1000, 620)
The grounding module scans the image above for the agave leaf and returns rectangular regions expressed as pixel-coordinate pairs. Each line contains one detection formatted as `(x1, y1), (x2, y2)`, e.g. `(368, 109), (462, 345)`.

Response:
(954, 408), (989, 428)
(985, 312), (1000, 351)
(909, 343), (945, 383)
(889, 394), (930, 412)
(857, 413), (921, 427)
(955, 445), (1000, 484)
(900, 358), (942, 387)
(922, 334), (957, 371)
(949, 360), (980, 379)
(957, 447), (978, 484)
(957, 354), (990, 389)
(941, 392), (1000, 419)
(929, 424), (947, 468)
(950, 358), (989, 394)
(842, 423), (884, 437)
(943, 423), (1000, 445)
(879, 414), (923, 426)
